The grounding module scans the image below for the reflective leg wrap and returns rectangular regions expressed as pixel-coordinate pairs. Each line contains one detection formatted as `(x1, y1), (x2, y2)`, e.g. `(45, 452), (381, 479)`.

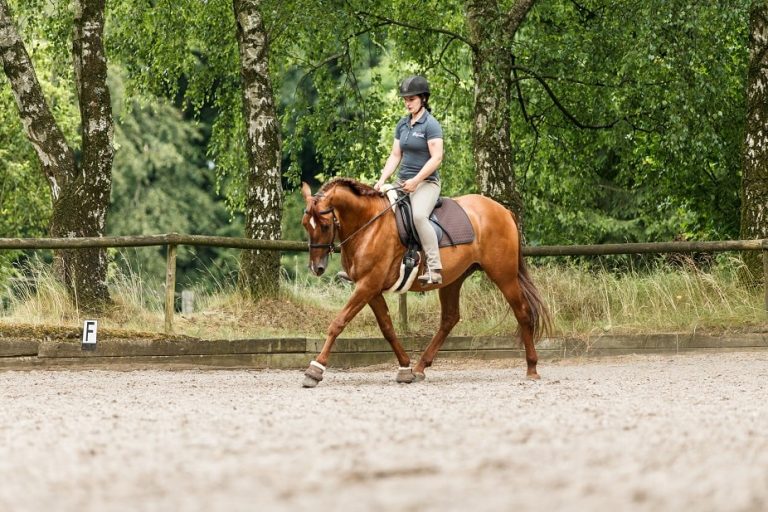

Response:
(396, 366), (415, 383)
(304, 361), (325, 382)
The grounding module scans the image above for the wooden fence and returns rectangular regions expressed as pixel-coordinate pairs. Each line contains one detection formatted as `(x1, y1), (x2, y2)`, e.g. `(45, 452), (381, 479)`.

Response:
(1, 234), (766, 333)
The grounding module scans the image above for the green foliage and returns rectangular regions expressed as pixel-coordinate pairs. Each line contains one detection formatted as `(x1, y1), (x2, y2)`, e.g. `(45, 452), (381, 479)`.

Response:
(109, 0), (245, 212)
(0, 89), (49, 240)
(273, 1), (394, 186)
(3, 0), (759, 294)
(287, 0), (751, 243)
(109, 75), (243, 289)
(515, 0), (749, 244)
(0, 0), (80, 276)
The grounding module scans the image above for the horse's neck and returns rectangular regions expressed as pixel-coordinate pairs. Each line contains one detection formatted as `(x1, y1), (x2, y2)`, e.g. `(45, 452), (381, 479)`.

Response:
(332, 190), (392, 243)
(334, 195), (378, 233)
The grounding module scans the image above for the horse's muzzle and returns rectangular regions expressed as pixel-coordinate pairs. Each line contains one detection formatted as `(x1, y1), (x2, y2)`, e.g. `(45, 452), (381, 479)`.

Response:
(309, 255), (329, 276)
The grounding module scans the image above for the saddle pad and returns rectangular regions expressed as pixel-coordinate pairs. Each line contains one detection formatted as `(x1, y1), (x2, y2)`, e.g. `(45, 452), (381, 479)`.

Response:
(395, 197), (475, 248)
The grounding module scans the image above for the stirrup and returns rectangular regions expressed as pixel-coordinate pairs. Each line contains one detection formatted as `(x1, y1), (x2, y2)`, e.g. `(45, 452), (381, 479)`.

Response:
(418, 269), (442, 285)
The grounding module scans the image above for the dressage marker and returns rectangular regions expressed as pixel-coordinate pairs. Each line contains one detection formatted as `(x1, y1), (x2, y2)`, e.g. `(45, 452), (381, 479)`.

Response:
(81, 320), (98, 351)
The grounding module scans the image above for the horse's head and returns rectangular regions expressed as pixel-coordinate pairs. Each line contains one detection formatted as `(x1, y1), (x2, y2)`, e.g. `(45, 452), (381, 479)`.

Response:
(301, 182), (337, 276)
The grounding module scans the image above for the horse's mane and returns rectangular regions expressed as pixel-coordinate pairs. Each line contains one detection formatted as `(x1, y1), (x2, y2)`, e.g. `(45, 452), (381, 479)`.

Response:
(319, 177), (380, 198)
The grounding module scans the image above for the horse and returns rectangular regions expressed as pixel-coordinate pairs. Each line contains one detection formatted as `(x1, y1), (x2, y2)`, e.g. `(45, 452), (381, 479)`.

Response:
(300, 177), (551, 387)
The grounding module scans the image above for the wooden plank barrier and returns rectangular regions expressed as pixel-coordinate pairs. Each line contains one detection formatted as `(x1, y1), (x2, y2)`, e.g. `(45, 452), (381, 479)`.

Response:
(0, 235), (766, 333)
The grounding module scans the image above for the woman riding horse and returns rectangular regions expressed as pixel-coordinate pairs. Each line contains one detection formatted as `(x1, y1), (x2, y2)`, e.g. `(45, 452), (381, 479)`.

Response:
(301, 178), (551, 388)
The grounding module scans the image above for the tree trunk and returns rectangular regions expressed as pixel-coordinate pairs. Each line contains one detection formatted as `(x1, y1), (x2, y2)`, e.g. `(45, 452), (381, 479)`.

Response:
(466, 0), (535, 222)
(0, 0), (114, 311)
(232, 0), (283, 298)
(0, 0), (75, 191)
(741, 1), (768, 280)
(52, 0), (114, 310)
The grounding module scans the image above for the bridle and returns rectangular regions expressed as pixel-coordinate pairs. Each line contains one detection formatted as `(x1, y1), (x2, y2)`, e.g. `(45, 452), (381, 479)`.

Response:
(305, 204), (339, 252)
(305, 188), (409, 254)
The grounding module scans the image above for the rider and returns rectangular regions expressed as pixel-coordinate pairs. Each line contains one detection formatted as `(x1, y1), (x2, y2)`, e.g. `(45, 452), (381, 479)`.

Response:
(374, 75), (444, 285)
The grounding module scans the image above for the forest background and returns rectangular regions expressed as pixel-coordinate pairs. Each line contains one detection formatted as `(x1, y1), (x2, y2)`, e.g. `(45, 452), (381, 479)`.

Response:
(1, 0), (766, 316)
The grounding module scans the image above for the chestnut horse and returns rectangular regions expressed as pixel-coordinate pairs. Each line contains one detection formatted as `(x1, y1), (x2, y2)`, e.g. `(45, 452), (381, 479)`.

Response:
(300, 178), (550, 387)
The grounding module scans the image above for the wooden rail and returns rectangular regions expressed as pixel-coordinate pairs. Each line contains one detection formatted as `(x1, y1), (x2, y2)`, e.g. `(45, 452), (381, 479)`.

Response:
(0, 234), (306, 251)
(1, 234), (766, 333)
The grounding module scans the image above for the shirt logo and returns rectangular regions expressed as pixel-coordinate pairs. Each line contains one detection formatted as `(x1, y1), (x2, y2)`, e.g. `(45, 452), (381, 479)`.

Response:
(412, 132), (425, 138)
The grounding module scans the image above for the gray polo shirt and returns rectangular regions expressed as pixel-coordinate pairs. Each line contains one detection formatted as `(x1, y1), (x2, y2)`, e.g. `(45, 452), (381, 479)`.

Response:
(395, 111), (443, 182)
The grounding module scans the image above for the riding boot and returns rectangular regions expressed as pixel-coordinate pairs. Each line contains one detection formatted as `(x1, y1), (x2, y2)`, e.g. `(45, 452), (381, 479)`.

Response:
(418, 269), (442, 285)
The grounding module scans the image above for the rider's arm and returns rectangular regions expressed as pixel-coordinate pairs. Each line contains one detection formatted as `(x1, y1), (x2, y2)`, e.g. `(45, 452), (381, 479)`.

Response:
(412, 138), (443, 183)
(375, 139), (402, 190)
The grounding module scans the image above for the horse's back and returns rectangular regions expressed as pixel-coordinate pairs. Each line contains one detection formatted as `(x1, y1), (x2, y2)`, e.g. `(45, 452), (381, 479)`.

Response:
(449, 194), (521, 262)
(451, 194), (519, 233)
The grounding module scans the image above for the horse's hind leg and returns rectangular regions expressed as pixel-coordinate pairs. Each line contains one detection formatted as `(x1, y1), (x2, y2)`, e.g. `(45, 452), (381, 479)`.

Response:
(413, 274), (468, 381)
(368, 294), (414, 383)
(486, 269), (539, 379)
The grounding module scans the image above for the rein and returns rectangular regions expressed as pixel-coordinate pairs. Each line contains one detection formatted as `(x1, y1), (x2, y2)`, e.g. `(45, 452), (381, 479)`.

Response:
(307, 187), (408, 254)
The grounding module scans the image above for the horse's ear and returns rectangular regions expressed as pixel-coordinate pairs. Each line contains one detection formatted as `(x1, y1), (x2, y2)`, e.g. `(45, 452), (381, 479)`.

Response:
(301, 182), (313, 205)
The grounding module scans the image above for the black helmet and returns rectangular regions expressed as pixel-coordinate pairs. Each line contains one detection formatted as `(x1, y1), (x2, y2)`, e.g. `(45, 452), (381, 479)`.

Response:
(398, 75), (430, 97)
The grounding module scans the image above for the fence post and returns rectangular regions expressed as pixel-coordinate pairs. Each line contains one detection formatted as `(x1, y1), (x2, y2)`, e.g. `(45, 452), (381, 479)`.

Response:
(763, 240), (768, 315)
(165, 244), (177, 333)
(399, 294), (408, 333)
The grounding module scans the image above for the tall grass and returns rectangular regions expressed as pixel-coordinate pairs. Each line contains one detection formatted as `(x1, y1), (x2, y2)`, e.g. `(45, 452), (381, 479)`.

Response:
(1, 254), (765, 338)
(1, 256), (166, 332)
(535, 257), (765, 336)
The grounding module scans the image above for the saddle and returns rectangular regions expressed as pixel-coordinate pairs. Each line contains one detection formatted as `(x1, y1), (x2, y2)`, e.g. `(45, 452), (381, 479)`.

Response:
(391, 193), (475, 249)
(383, 187), (475, 293)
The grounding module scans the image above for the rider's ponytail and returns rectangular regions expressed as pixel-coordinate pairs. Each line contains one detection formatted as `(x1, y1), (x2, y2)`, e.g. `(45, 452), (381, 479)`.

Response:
(421, 93), (432, 113)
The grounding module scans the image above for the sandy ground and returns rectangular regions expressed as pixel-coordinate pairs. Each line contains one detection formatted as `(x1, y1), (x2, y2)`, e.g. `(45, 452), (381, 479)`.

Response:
(1, 351), (767, 512)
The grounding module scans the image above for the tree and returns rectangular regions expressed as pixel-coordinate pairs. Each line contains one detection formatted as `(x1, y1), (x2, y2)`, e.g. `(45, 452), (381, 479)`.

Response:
(0, 0), (114, 311)
(110, 0), (284, 298)
(512, 0), (748, 245)
(741, 0), (768, 278)
(232, 0), (283, 297)
(466, 0), (535, 217)
(328, 1), (749, 244)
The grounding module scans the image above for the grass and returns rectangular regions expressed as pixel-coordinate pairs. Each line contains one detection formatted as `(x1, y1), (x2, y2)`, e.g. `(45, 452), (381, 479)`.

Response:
(1, 255), (766, 340)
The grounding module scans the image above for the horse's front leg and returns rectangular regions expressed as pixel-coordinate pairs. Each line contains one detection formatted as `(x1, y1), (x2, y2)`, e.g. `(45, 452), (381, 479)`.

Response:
(368, 294), (414, 383)
(302, 284), (378, 388)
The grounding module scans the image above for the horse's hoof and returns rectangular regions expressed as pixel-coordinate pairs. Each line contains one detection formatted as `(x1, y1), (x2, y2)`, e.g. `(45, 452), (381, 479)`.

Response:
(412, 371), (426, 382)
(303, 361), (325, 388)
(302, 375), (320, 388)
(527, 373), (541, 380)
(396, 367), (414, 384)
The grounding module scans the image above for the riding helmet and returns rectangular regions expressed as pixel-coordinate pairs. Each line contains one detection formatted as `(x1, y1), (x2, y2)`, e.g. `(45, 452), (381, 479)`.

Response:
(398, 75), (430, 97)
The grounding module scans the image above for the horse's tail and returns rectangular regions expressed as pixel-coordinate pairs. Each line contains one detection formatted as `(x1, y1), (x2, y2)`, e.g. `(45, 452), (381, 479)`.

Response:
(514, 215), (552, 342)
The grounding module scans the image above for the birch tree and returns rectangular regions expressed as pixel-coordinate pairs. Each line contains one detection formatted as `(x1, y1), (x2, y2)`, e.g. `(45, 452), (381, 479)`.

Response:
(110, 0), (285, 298)
(466, 0), (534, 217)
(232, 0), (282, 297)
(742, 0), (768, 277)
(0, 0), (113, 311)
